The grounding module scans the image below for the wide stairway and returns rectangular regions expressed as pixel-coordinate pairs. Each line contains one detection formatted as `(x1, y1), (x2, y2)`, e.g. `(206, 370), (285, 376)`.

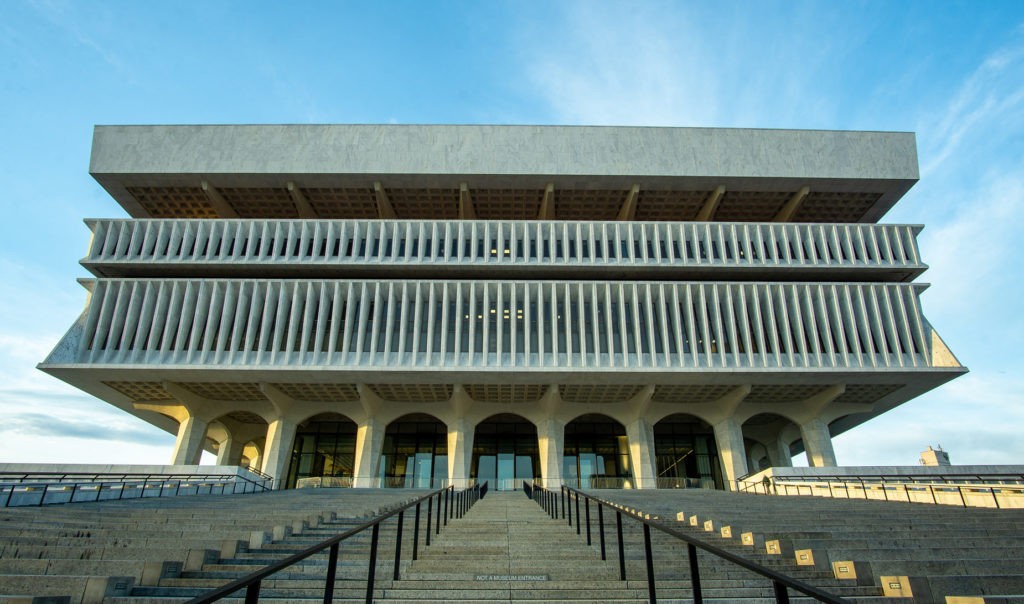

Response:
(597, 488), (1024, 603)
(0, 488), (421, 603)
(382, 490), (639, 602)
(5, 486), (1024, 602)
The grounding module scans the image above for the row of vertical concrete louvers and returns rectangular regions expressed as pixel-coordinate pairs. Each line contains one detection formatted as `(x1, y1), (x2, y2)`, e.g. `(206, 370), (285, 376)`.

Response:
(72, 279), (933, 369)
(84, 219), (923, 270)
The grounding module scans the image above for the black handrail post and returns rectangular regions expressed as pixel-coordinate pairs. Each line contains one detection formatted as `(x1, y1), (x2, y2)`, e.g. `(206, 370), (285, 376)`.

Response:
(425, 496), (433, 546)
(443, 488), (449, 525)
(687, 542), (702, 604)
(393, 510), (404, 581)
(244, 580), (261, 604)
(413, 502), (421, 561)
(616, 510), (626, 581)
(365, 522), (380, 604)
(772, 579), (790, 603)
(436, 491), (443, 533)
(324, 542), (339, 604)
(567, 490), (573, 527)
(643, 523), (657, 604)
(585, 498), (592, 546)
(598, 503), (606, 560)
(575, 491), (581, 535)
(561, 487), (567, 520)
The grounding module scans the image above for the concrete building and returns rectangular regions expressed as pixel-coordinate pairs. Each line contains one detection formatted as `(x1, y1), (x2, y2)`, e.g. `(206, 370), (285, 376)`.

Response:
(39, 125), (966, 490)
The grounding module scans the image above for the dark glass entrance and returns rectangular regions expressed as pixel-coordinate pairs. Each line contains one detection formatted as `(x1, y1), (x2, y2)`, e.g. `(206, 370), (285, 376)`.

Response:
(654, 415), (722, 489)
(286, 413), (357, 489)
(377, 414), (448, 488)
(563, 414), (632, 489)
(472, 414), (539, 490)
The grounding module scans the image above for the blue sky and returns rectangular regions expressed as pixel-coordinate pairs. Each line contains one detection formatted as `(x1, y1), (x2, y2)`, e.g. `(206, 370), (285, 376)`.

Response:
(1, 1), (1023, 467)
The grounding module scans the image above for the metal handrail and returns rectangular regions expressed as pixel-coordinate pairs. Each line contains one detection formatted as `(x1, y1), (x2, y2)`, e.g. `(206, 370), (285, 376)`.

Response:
(188, 482), (486, 604)
(526, 483), (850, 604)
(0, 470), (272, 508)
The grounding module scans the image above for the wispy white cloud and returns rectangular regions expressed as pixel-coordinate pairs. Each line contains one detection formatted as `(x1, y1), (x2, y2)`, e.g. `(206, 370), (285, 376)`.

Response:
(28, 0), (126, 72)
(522, 3), (719, 126)
(918, 41), (1024, 176)
(918, 171), (1024, 318)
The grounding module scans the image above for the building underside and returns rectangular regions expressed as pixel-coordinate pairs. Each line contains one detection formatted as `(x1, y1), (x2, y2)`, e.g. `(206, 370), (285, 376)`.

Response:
(40, 125), (965, 490)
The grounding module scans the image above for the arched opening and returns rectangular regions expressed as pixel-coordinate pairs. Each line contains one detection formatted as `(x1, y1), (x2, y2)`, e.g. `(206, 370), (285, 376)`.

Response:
(653, 414), (721, 489)
(742, 413), (799, 470)
(286, 413), (358, 489)
(471, 414), (538, 491)
(564, 414), (631, 489)
(378, 413), (448, 488)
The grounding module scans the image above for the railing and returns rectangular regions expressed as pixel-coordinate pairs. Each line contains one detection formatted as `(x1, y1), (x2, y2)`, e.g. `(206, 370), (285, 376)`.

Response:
(525, 483), (849, 604)
(377, 476), (454, 489)
(562, 476), (632, 489)
(295, 476), (353, 489)
(189, 482), (486, 604)
(84, 218), (925, 277)
(656, 476), (707, 489)
(0, 470), (272, 508)
(740, 473), (1024, 509)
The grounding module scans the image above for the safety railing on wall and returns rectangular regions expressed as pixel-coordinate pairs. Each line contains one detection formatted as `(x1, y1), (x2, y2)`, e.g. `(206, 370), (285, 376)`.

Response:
(187, 483), (486, 604)
(739, 473), (1024, 509)
(0, 469), (272, 508)
(524, 482), (849, 604)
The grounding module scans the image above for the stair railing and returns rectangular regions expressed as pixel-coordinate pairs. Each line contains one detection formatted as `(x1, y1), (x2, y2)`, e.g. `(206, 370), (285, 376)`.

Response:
(187, 482), (486, 604)
(0, 469), (272, 508)
(526, 483), (850, 604)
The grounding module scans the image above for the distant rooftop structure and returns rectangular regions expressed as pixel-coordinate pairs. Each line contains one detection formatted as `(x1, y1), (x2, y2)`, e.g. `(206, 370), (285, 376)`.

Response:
(920, 445), (952, 466)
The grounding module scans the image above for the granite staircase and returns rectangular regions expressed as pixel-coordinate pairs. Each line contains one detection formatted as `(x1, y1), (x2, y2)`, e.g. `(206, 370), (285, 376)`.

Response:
(596, 488), (1024, 603)
(0, 488), (421, 603)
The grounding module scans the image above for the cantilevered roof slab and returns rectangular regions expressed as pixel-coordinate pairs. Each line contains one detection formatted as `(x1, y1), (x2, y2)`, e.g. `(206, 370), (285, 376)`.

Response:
(90, 125), (919, 223)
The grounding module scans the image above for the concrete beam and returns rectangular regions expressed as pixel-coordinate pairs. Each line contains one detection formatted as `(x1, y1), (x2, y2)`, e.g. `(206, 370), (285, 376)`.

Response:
(373, 181), (397, 219)
(200, 181), (238, 218)
(538, 183), (555, 220)
(286, 181), (318, 218)
(459, 182), (476, 220)
(616, 184), (641, 221)
(695, 185), (726, 221)
(773, 185), (810, 222)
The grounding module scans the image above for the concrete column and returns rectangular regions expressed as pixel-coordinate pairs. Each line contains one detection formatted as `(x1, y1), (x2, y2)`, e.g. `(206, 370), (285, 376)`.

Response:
(767, 437), (793, 468)
(352, 418), (385, 488)
(625, 419), (658, 489)
(800, 418), (838, 467)
(216, 436), (246, 466)
(260, 418), (298, 489)
(170, 416), (209, 465)
(536, 418), (565, 489)
(713, 419), (748, 490)
(447, 418), (475, 489)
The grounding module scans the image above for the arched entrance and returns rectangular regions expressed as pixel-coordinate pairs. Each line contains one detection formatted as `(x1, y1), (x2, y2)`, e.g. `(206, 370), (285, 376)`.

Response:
(472, 414), (538, 491)
(377, 413), (448, 488)
(743, 412), (799, 469)
(654, 414), (721, 489)
(286, 413), (358, 489)
(564, 414), (631, 489)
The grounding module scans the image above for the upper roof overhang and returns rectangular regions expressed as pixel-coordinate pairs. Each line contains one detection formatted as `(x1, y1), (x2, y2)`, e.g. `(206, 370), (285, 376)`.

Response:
(89, 125), (919, 223)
